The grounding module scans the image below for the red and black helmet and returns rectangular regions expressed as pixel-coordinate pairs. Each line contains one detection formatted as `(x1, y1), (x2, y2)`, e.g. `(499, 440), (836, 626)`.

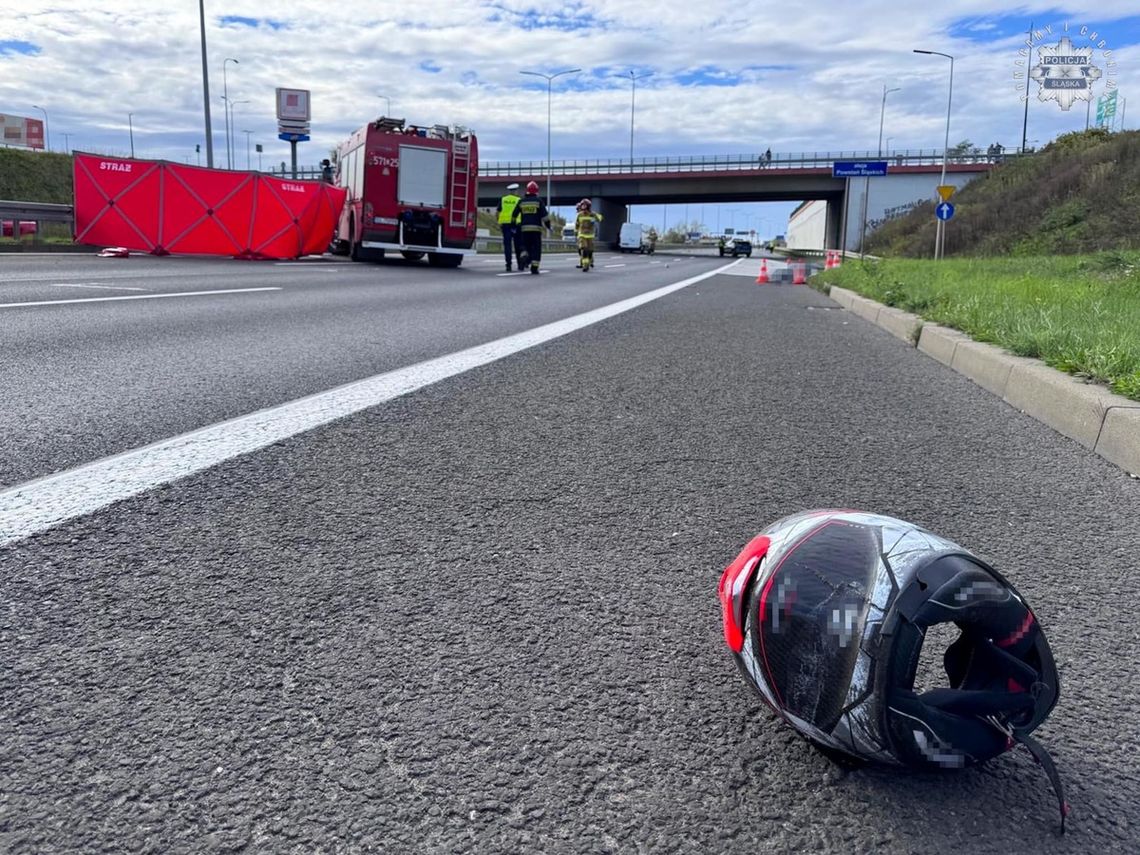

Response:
(526, 180), (540, 195)
(719, 510), (1067, 831)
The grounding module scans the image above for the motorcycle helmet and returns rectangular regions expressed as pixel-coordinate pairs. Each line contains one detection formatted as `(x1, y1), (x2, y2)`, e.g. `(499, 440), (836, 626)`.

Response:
(526, 180), (539, 194)
(718, 510), (1067, 831)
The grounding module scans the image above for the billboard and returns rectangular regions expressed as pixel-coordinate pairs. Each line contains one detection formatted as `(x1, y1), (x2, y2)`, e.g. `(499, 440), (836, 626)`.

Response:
(1, 114), (45, 149)
(276, 88), (311, 122)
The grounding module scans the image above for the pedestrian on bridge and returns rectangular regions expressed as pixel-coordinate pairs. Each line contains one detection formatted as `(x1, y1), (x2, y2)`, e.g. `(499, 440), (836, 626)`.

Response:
(496, 182), (522, 271)
(511, 180), (551, 275)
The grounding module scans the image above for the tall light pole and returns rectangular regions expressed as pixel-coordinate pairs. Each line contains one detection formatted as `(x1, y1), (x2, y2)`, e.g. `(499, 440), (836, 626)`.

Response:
(199, 0), (214, 167)
(223, 57), (239, 169)
(228, 100), (249, 168)
(128, 112), (135, 158)
(914, 49), (954, 260)
(62, 132), (71, 153)
(626, 70), (652, 163)
(32, 104), (49, 151)
(859, 85), (900, 255)
(379, 95), (391, 116)
(243, 130), (253, 169)
(625, 70), (653, 221)
(520, 68), (581, 207)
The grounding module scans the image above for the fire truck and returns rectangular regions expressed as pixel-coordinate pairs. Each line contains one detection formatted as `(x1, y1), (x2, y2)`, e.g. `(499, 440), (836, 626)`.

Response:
(330, 117), (478, 267)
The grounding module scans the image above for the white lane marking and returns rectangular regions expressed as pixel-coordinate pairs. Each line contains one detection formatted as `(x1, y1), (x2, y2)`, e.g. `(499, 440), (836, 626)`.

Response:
(603, 264), (626, 269)
(0, 287), (281, 310)
(50, 282), (150, 292)
(272, 262), (344, 267)
(0, 262), (736, 546)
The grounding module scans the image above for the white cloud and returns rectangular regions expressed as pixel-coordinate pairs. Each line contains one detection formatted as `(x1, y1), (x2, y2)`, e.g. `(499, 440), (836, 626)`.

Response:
(2, 2), (1137, 230)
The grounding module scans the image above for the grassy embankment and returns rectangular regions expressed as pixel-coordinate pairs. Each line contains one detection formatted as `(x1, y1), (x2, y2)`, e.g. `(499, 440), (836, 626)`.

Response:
(816, 129), (1140, 403)
(814, 254), (1140, 402)
(0, 147), (75, 243)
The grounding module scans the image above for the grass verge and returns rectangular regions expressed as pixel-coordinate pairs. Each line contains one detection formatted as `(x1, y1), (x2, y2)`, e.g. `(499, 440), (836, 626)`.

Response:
(814, 253), (1140, 402)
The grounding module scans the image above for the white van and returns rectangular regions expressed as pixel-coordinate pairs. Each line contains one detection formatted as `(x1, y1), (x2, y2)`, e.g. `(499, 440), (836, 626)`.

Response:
(562, 224), (577, 242)
(619, 222), (652, 253)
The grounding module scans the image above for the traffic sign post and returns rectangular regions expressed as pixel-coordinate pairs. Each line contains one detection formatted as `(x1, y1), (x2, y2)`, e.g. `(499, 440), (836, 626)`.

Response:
(937, 185), (956, 201)
(936, 201), (955, 220)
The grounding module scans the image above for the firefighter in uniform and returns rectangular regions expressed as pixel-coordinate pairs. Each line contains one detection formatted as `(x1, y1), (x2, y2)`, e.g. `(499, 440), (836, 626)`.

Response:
(574, 198), (603, 271)
(511, 180), (551, 275)
(496, 183), (522, 271)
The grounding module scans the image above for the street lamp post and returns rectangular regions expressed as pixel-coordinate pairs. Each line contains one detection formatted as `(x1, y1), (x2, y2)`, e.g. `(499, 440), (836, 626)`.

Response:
(243, 130), (253, 170)
(520, 68), (581, 208)
(198, 0), (214, 167)
(62, 132), (71, 153)
(626, 70), (652, 163)
(914, 49), (954, 260)
(32, 104), (49, 151)
(379, 95), (391, 116)
(625, 70), (653, 221)
(228, 101), (249, 168)
(859, 84), (900, 255)
(223, 57), (239, 169)
(128, 112), (135, 158)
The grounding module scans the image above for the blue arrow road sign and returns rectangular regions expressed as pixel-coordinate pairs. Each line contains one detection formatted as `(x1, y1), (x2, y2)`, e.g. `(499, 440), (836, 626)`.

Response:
(936, 202), (955, 221)
(832, 160), (889, 177)
(278, 133), (311, 142)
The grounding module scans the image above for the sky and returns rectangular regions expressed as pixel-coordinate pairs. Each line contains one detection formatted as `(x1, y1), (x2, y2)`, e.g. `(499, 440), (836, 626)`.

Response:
(2, 1), (1139, 234)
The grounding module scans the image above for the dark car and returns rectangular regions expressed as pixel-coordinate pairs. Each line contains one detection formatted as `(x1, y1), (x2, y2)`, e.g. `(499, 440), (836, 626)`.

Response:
(727, 238), (752, 258)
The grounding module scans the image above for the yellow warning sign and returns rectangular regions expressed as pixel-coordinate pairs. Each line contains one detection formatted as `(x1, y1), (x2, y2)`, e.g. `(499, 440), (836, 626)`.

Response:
(937, 185), (956, 201)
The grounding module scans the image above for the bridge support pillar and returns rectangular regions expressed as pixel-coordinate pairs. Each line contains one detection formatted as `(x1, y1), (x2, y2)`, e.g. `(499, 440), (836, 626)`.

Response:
(592, 198), (624, 247)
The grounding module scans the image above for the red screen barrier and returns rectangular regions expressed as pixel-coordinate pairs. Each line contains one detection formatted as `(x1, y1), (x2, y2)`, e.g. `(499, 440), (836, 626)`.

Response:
(73, 154), (346, 260)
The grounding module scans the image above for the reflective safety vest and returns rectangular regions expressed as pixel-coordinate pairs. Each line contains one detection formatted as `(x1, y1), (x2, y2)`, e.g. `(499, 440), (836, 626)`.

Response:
(497, 194), (520, 225)
(575, 211), (601, 239)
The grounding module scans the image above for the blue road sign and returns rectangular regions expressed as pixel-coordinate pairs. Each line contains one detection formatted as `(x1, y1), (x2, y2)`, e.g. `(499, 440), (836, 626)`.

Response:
(278, 133), (311, 142)
(936, 202), (955, 221)
(832, 160), (889, 178)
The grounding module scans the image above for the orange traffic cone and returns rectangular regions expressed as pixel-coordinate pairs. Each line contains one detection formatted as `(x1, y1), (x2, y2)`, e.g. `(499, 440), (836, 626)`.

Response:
(824, 250), (835, 269)
(831, 250), (842, 268)
(792, 260), (807, 285)
(755, 258), (769, 284)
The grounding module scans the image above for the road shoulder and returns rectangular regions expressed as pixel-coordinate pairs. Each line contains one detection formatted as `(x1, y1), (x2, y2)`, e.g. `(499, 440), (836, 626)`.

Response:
(827, 285), (1140, 476)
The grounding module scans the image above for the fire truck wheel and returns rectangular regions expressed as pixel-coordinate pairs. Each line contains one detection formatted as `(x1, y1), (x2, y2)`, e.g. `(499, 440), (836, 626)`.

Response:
(401, 251), (426, 262)
(427, 253), (463, 268)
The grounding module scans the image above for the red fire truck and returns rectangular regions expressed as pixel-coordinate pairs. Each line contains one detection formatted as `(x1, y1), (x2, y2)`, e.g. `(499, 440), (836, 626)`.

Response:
(331, 117), (478, 267)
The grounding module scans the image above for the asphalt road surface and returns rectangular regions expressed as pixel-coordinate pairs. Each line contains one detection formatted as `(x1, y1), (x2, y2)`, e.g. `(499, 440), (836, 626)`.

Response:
(1, 251), (1137, 853)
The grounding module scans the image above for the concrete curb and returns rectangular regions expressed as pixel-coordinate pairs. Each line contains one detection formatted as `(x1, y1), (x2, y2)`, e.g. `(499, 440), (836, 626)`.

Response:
(827, 285), (1140, 477)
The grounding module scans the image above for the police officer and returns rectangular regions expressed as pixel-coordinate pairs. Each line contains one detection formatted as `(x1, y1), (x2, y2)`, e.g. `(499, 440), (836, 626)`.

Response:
(511, 180), (550, 275)
(496, 182), (522, 271)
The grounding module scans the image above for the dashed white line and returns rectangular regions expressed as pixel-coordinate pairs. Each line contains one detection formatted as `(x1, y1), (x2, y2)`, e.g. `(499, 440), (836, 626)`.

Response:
(50, 282), (150, 292)
(0, 263), (735, 546)
(0, 287), (281, 310)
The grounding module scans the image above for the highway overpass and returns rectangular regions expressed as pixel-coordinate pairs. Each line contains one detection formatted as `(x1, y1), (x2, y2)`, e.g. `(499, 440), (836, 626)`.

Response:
(476, 149), (997, 251)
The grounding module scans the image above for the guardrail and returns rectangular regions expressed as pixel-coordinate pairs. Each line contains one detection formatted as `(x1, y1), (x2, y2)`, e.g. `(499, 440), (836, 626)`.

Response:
(480, 148), (1020, 177)
(0, 200), (74, 223)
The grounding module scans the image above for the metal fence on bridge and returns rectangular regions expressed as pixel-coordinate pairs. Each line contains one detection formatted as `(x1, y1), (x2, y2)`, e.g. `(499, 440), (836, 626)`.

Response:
(480, 148), (1016, 177)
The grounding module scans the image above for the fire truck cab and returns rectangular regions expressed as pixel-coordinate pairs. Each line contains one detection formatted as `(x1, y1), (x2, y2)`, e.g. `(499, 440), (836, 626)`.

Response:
(331, 117), (478, 267)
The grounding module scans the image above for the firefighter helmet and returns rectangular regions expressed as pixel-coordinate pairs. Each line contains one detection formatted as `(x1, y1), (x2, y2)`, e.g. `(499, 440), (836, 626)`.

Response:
(578, 198), (592, 211)
(718, 510), (1067, 831)
(526, 180), (539, 195)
